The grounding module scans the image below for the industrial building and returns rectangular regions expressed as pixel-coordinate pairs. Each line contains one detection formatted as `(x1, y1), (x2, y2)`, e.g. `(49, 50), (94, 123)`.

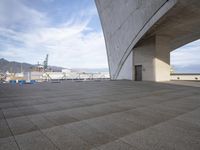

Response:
(1, 54), (110, 84)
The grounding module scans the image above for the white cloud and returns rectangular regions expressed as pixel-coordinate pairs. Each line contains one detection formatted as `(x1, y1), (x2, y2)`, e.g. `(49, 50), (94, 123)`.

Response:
(0, 0), (108, 69)
(0, 0), (46, 29)
(171, 39), (200, 67)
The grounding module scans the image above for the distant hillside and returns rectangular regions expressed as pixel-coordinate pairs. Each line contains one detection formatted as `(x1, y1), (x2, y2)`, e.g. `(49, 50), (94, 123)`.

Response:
(72, 68), (109, 73)
(0, 58), (33, 73)
(173, 65), (200, 73)
(0, 58), (63, 73)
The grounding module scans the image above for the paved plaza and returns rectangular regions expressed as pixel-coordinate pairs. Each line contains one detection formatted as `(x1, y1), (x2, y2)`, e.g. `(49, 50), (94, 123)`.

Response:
(0, 80), (200, 150)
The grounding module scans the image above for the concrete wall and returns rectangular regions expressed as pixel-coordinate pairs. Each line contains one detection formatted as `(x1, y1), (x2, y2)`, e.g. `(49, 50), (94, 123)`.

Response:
(96, 0), (177, 79)
(96, 0), (200, 81)
(171, 74), (200, 81)
(133, 36), (170, 81)
(117, 51), (133, 80)
(133, 37), (156, 81)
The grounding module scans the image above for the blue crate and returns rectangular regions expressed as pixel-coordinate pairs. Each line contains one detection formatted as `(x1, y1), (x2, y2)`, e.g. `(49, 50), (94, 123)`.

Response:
(18, 80), (26, 85)
(9, 80), (16, 84)
(30, 80), (36, 84)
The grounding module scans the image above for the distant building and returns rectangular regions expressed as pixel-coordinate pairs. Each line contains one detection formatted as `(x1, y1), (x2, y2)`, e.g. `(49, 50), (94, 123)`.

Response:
(62, 68), (72, 73)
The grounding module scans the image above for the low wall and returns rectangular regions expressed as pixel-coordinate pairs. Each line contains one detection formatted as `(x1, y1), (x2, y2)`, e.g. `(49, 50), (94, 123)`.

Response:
(171, 74), (200, 81)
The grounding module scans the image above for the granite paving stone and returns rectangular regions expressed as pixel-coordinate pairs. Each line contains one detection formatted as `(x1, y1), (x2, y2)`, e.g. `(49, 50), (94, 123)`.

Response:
(0, 137), (19, 150)
(63, 121), (116, 147)
(27, 114), (56, 130)
(84, 116), (134, 138)
(42, 125), (92, 150)
(2, 108), (24, 119)
(15, 131), (58, 150)
(95, 140), (137, 150)
(7, 116), (38, 136)
(42, 110), (78, 126)
(0, 80), (199, 150)
(0, 119), (12, 138)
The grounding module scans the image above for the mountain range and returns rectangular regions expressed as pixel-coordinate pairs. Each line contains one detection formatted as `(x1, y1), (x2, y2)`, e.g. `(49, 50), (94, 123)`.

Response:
(0, 58), (109, 73)
(173, 65), (200, 73)
(0, 58), (64, 73)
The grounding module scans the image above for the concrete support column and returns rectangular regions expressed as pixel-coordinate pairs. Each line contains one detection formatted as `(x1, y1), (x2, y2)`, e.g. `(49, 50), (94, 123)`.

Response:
(155, 35), (171, 81)
(133, 35), (170, 81)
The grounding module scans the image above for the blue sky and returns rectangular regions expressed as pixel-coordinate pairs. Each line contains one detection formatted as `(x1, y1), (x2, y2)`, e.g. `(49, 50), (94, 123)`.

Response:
(0, 0), (199, 72)
(171, 39), (200, 73)
(0, 0), (107, 69)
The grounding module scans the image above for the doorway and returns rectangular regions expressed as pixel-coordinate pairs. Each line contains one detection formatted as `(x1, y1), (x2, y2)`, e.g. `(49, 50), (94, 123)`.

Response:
(135, 65), (142, 81)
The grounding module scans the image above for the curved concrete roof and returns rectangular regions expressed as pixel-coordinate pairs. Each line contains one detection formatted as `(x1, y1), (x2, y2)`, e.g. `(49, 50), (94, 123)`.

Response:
(96, 0), (200, 79)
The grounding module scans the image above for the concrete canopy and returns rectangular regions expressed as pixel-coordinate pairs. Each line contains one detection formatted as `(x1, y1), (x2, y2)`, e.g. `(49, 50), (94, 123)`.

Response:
(95, 0), (200, 81)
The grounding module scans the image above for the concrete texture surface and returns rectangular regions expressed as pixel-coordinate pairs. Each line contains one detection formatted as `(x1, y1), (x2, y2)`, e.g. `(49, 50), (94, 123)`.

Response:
(95, 0), (176, 79)
(96, 0), (200, 81)
(0, 80), (200, 150)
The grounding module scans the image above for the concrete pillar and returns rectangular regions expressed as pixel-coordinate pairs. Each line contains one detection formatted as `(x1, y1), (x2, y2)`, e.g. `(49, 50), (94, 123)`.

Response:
(155, 35), (171, 81)
(133, 35), (170, 81)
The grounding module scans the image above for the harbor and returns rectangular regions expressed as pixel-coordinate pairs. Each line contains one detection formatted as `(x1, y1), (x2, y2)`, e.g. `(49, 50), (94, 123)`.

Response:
(0, 55), (110, 84)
